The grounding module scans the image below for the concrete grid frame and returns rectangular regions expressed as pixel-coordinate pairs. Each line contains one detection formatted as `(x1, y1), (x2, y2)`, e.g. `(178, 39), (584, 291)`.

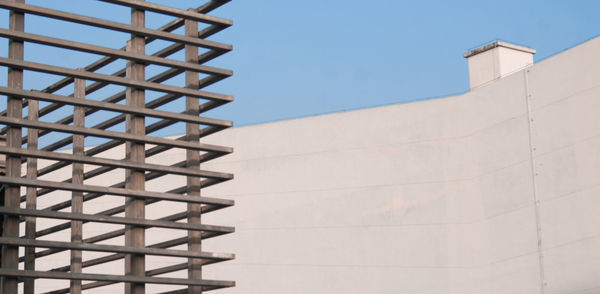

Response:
(0, 0), (235, 293)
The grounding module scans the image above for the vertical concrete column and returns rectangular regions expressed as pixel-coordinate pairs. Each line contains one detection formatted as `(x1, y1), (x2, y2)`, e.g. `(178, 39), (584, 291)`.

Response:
(24, 97), (38, 294)
(125, 4), (146, 294)
(1, 0), (24, 292)
(70, 74), (85, 294)
(185, 15), (202, 294)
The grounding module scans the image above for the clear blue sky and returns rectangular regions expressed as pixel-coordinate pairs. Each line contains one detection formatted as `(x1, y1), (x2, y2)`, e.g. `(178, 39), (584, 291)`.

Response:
(213, 0), (600, 126)
(1, 0), (599, 129)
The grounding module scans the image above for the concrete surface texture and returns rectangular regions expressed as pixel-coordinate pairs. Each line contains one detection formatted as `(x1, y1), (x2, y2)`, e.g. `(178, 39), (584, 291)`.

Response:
(30, 36), (600, 293)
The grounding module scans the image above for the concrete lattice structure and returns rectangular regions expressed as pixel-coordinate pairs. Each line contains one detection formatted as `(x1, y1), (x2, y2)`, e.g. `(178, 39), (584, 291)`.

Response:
(0, 1), (235, 293)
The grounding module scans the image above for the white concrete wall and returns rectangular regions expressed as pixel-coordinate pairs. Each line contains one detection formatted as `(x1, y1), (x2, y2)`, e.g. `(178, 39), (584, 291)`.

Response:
(526, 37), (600, 294)
(200, 69), (541, 294)
(25, 36), (600, 293)
(200, 36), (600, 294)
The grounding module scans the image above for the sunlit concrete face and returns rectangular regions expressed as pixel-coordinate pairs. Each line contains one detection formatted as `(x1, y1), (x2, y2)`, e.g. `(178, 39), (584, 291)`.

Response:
(29, 36), (600, 293)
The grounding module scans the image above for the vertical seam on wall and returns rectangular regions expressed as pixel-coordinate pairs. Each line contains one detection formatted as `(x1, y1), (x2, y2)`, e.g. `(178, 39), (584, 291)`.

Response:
(493, 49), (499, 78)
(523, 68), (546, 293)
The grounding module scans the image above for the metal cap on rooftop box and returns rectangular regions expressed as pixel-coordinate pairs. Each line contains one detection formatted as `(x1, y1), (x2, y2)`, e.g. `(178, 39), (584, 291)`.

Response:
(464, 41), (536, 89)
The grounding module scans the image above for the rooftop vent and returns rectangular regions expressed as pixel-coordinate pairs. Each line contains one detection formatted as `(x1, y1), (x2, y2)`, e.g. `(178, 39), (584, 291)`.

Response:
(464, 41), (536, 89)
